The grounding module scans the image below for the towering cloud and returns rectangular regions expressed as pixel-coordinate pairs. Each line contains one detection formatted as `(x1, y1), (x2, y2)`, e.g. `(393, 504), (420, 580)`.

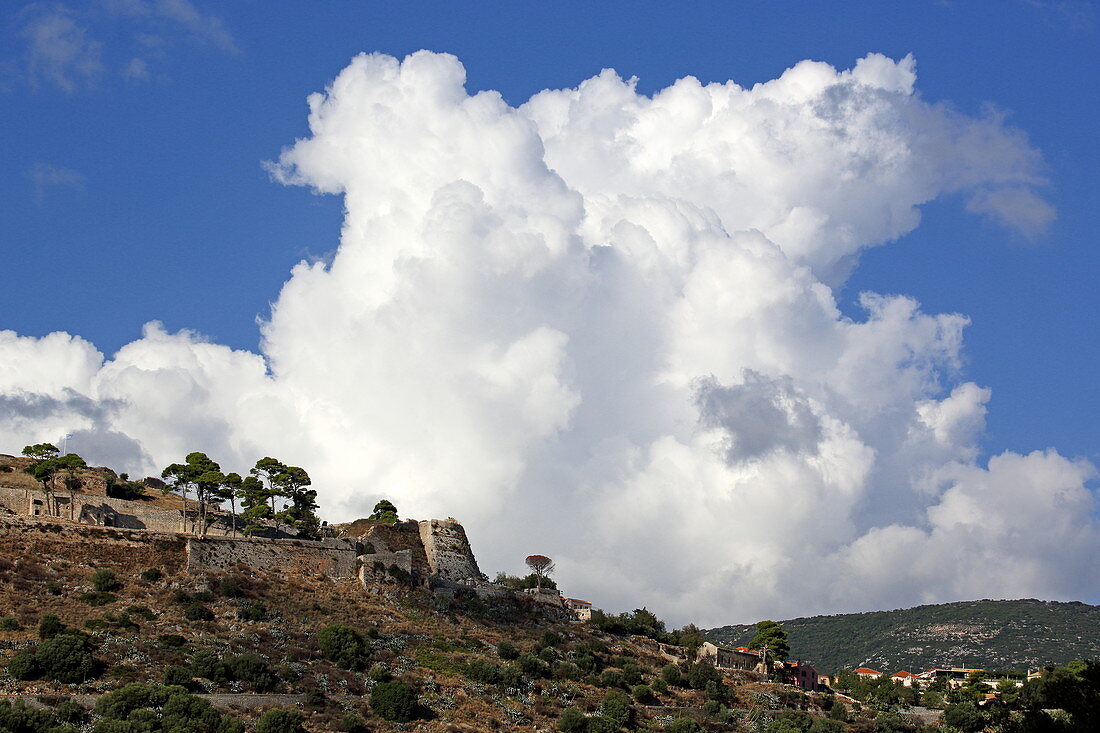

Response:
(1, 51), (1095, 624)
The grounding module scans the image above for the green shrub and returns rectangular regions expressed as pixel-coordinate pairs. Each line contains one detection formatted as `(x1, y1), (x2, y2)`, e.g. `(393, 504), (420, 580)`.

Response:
(497, 640), (519, 660)
(541, 631), (562, 648)
(666, 718), (704, 733)
(684, 662), (721, 690)
(601, 690), (634, 728)
(38, 614), (64, 639)
(517, 652), (549, 678)
(224, 653), (276, 691)
(652, 677), (668, 694)
(217, 577), (246, 598)
(0, 699), (60, 731)
(95, 682), (244, 732)
(317, 623), (369, 670)
(158, 633), (187, 648)
(189, 649), (222, 680)
(184, 603), (214, 621)
(53, 699), (86, 724)
(633, 684), (655, 703)
(140, 568), (163, 583)
(0, 616), (21, 631)
(466, 658), (502, 684)
(91, 569), (120, 592)
(369, 680), (419, 722)
(163, 665), (194, 688)
(538, 646), (556, 663)
(341, 711), (368, 732)
(598, 669), (624, 689)
(78, 591), (116, 606)
(557, 706), (587, 733)
(36, 632), (97, 683)
(622, 662), (643, 685)
(45, 580), (62, 595)
(7, 648), (39, 680)
(237, 601), (269, 622)
(808, 719), (845, 733)
(367, 663), (392, 682)
(660, 664), (682, 686)
(552, 661), (582, 680)
(586, 716), (618, 733)
(126, 605), (157, 621)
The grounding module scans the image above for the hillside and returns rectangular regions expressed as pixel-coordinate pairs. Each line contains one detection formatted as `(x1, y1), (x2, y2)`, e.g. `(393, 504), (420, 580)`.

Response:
(0, 517), (844, 732)
(704, 599), (1100, 674)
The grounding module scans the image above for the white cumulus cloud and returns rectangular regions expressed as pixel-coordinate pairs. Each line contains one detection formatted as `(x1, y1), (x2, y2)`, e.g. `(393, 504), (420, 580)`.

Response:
(2, 51), (1095, 625)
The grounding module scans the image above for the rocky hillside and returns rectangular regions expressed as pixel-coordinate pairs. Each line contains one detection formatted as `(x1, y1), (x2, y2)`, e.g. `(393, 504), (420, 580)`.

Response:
(704, 599), (1100, 674)
(0, 517), (848, 732)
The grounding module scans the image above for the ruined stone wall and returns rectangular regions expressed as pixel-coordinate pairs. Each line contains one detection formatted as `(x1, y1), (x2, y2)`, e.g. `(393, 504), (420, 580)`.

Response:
(0, 485), (237, 536)
(0, 516), (188, 573)
(419, 518), (483, 583)
(186, 536), (357, 578)
(361, 521), (431, 575)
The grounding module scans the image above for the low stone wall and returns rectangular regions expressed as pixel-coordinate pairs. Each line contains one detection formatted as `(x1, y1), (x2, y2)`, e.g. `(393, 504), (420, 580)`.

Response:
(0, 516), (187, 573)
(186, 536), (357, 578)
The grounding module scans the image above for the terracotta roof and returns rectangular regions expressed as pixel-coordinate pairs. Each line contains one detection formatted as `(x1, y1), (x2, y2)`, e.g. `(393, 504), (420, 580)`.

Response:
(892, 671), (914, 677)
(564, 598), (591, 605)
(854, 668), (882, 674)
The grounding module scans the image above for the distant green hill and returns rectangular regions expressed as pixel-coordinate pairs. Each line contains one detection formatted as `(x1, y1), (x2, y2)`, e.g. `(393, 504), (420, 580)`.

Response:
(704, 599), (1100, 675)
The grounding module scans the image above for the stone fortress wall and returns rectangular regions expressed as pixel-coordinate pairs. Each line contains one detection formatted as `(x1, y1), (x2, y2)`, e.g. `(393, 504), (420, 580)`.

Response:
(186, 536), (357, 577)
(419, 518), (484, 583)
(0, 485), (238, 535)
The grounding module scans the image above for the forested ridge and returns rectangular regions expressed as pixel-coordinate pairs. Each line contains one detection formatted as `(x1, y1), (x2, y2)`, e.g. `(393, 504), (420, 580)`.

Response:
(704, 599), (1100, 674)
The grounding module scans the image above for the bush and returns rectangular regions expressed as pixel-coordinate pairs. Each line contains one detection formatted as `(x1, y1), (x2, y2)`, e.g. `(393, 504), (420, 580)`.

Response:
(140, 568), (163, 583)
(158, 634), (187, 648)
(0, 699), (60, 731)
(633, 684), (655, 703)
(652, 677), (669, 694)
(237, 601), (269, 622)
(189, 649), (222, 680)
(217, 577), (247, 598)
(7, 648), (39, 680)
(95, 683), (244, 732)
(163, 665), (194, 689)
(601, 690), (634, 728)
(184, 603), (214, 622)
(497, 641), (519, 660)
(466, 658), (502, 685)
(36, 633), (97, 683)
(91, 569), (120, 592)
(598, 669), (625, 689)
(45, 580), (62, 595)
(78, 591), (116, 606)
(317, 623), (369, 670)
(666, 718), (704, 733)
(586, 716), (618, 733)
(557, 706), (587, 732)
(341, 711), (368, 732)
(541, 630), (562, 648)
(552, 661), (582, 680)
(225, 653), (276, 691)
(622, 662), (643, 686)
(369, 680), (419, 722)
(0, 616), (20, 631)
(661, 664), (682, 686)
(684, 662), (721, 691)
(38, 614), (64, 639)
(53, 699), (86, 724)
(516, 652), (549, 678)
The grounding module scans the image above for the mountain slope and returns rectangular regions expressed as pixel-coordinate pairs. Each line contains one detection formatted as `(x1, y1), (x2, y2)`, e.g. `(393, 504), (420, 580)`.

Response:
(704, 599), (1100, 674)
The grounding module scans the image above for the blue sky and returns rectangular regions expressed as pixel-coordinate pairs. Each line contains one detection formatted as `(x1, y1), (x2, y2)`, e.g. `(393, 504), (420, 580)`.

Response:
(2, 2), (1099, 617)
(4, 1), (1096, 465)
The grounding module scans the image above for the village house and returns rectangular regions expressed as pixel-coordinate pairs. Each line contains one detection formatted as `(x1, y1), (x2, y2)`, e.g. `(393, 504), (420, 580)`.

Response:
(916, 668), (984, 689)
(697, 642), (767, 673)
(563, 597), (593, 621)
(854, 667), (884, 679)
(890, 670), (916, 687)
(784, 660), (822, 691)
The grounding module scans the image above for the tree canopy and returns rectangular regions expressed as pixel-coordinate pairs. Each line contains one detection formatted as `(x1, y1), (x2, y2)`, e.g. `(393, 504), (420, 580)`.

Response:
(750, 620), (791, 662)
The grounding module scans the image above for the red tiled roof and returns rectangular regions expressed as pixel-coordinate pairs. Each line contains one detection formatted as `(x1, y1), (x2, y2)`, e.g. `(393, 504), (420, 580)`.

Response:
(854, 668), (882, 674)
(564, 598), (591, 605)
(892, 671), (914, 677)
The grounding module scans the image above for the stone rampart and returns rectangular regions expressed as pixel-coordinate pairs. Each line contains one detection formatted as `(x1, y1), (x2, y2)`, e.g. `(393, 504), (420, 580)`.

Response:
(419, 518), (483, 583)
(186, 535), (357, 577)
(359, 521), (431, 575)
(0, 485), (238, 536)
